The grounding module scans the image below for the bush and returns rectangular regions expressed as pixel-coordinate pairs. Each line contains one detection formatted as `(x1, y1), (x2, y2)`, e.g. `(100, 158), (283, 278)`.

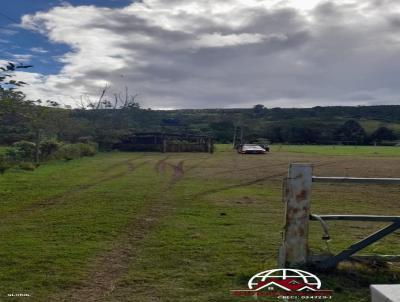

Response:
(55, 143), (97, 161)
(19, 162), (36, 171)
(56, 144), (81, 161)
(4, 147), (19, 162)
(7, 141), (36, 161)
(77, 142), (97, 156)
(40, 140), (60, 159)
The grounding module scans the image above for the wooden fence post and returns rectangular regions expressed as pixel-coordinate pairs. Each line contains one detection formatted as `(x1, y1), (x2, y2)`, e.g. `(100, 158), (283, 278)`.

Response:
(207, 138), (213, 153)
(278, 163), (313, 268)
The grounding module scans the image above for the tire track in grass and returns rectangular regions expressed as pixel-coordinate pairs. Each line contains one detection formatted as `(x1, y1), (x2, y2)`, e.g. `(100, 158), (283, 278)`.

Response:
(56, 199), (169, 302)
(194, 159), (341, 198)
(167, 160), (185, 183)
(4, 158), (148, 218)
(183, 155), (212, 173)
(154, 157), (187, 183)
(52, 157), (338, 301)
(54, 157), (203, 302)
(154, 156), (169, 174)
(184, 160), (289, 180)
(100, 157), (141, 173)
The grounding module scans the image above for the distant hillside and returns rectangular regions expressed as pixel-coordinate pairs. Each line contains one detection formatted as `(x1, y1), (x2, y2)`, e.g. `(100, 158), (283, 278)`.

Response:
(2, 104), (400, 147)
(71, 105), (400, 145)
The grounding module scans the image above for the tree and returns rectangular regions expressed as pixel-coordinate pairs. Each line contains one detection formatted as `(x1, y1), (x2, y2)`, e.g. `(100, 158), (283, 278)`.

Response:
(0, 62), (34, 145)
(370, 126), (397, 143)
(0, 62), (64, 163)
(265, 126), (284, 143)
(334, 120), (366, 144)
(0, 62), (32, 96)
(210, 121), (235, 143)
(252, 104), (267, 117)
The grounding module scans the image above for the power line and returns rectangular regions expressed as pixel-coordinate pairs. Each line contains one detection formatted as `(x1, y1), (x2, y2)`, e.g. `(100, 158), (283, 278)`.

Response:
(0, 11), (20, 24)
(0, 10), (43, 34)
(0, 10), (47, 56)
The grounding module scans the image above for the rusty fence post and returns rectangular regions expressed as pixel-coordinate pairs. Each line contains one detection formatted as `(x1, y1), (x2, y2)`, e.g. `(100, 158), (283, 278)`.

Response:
(278, 163), (313, 268)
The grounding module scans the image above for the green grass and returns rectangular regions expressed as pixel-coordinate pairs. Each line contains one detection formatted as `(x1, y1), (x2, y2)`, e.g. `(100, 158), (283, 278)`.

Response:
(271, 144), (400, 156)
(0, 153), (170, 300)
(1, 146), (399, 301)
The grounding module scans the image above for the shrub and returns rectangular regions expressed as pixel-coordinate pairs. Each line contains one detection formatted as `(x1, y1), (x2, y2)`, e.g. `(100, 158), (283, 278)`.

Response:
(5, 147), (19, 162)
(77, 143), (97, 157)
(55, 143), (97, 161)
(19, 162), (36, 171)
(8, 141), (36, 161)
(40, 140), (60, 159)
(56, 144), (81, 161)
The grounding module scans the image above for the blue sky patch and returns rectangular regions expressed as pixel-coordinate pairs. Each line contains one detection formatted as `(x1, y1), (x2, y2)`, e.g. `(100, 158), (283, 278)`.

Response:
(0, 0), (132, 74)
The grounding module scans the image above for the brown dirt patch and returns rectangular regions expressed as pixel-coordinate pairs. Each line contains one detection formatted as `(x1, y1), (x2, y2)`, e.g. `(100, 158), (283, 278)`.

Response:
(168, 160), (185, 182)
(154, 156), (169, 174)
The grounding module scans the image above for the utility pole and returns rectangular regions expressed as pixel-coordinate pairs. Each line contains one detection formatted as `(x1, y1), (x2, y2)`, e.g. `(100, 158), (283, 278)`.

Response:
(232, 126), (237, 149)
(232, 126), (243, 149)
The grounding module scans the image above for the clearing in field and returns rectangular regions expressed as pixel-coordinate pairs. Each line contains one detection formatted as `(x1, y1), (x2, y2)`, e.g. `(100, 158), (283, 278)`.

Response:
(1, 145), (400, 301)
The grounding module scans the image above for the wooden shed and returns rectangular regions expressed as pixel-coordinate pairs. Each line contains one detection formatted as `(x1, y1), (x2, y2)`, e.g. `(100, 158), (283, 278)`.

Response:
(115, 132), (214, 153)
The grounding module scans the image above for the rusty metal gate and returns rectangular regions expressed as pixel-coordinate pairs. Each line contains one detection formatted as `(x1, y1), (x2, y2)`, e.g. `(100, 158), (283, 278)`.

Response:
(278, 163), (400, 270)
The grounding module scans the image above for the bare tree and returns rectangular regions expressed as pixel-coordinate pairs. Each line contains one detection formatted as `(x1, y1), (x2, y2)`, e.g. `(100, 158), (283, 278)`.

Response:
(113, 86), (140, 109)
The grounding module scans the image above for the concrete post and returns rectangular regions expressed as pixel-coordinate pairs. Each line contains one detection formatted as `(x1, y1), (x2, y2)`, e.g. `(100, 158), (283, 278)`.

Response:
(371, 285), (400, 302)
(278, 163), (313, 268)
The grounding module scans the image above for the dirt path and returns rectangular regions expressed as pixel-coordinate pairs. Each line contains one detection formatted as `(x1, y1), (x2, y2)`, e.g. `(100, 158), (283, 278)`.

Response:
(168, 160), (185, 183)
(55, 157), (193, 302)
(55, 202), (167, 302)
(154, 156), (169, 174)
(154, 158), (186, 183)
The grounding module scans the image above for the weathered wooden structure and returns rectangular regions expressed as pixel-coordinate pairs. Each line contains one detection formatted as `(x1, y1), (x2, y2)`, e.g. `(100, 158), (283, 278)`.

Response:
(115, 132), (214, 153)
(278, 163), (400, 270)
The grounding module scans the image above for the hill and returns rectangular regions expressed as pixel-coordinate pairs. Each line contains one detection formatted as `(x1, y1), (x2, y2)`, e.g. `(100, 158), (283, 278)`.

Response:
(2, 104), (400, 147)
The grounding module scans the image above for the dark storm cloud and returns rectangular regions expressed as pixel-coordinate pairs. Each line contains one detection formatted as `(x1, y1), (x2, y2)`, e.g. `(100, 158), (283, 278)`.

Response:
(16, 0), (400, 108)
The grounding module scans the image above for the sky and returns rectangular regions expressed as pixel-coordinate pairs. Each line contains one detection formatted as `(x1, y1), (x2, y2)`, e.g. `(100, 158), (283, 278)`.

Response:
(1, 0), (400, 109)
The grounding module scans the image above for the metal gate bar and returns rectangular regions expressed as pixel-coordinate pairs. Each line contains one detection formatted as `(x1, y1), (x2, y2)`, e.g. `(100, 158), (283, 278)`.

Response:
(310, 215), (400, 222)
(316, 219), (400, 269)
(312, 176), (400, 184)
(279, 163), (400, 270)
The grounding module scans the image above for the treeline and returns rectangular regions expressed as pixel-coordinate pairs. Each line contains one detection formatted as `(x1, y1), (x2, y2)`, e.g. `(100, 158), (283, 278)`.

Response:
(2, 102), (399, 148)
(1, 63), (400, 155)
(255, 120), (397, 145)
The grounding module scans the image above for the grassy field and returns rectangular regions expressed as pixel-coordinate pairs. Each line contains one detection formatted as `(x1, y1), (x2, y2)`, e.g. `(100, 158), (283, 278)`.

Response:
(270, 144), (400, 157)
(1, 145), (400, 301)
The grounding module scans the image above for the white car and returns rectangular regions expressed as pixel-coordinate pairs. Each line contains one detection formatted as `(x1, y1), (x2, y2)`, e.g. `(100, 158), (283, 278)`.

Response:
(238, 144), (268, 154)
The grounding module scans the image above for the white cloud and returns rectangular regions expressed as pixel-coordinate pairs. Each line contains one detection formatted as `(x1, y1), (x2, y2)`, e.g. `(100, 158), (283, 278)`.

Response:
(12, 54), (34, 62)
(0, 29), (18, 35)
(194, 33), (265, 48)
(9, 0), (400, 108)
(30, 47), (48, 53)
